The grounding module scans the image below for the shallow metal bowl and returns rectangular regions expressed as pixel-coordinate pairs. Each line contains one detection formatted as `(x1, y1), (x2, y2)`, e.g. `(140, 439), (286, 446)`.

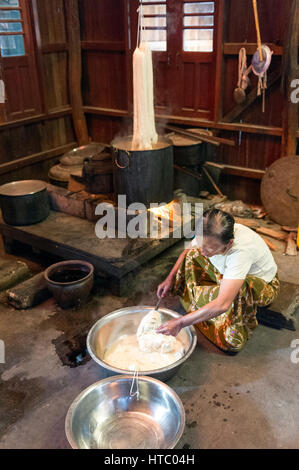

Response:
(65, 375), (185, 449)
(87, 306), (197, 382)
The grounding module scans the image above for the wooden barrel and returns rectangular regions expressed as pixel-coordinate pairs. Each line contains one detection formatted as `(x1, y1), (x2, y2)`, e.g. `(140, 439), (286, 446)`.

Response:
(112, 137), (174, 207)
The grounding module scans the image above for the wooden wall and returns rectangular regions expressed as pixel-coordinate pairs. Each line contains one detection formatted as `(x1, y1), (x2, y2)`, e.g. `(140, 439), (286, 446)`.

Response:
(0, 0), (76, 186)
(0, 0), (294, 204)
(79, 0), (294, 204)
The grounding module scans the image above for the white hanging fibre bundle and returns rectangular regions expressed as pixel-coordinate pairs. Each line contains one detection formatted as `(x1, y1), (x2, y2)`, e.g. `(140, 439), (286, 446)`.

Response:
(132, 4), (158, 151)
(132, 42), (158, 150)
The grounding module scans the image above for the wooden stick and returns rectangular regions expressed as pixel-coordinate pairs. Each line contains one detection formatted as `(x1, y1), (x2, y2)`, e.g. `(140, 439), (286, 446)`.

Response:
(281, 226), (298, 233)
(252, 0), (263, 62)
(202, 166), (225, 197)
(234, 217), (260, 230)
(261, 236), (278, 252)
(256, 227), (287, 241)
(165, 125), (235, 147)
(174, 164), (202, 181)
(285, 232), (298, 256)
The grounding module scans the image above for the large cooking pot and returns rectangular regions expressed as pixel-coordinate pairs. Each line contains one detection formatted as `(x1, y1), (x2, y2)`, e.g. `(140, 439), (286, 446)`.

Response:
(112, 136), (174, 207)
(170, 129), (214, 167)
(0, 180), (50, 226)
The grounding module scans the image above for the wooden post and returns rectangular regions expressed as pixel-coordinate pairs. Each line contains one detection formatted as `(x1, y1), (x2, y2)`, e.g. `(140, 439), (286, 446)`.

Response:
(65, 0), (89, 146)
(213, 0), (226, 123)
(281, 0), (299, 157)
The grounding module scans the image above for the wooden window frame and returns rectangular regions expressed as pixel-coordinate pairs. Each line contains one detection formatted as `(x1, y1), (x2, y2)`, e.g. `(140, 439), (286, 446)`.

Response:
(0, 0), (42, 122)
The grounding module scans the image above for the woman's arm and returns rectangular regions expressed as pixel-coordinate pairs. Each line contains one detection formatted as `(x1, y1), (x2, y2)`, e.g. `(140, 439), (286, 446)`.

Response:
(157, 248), (190, 298)
(157, 279), (244, 336)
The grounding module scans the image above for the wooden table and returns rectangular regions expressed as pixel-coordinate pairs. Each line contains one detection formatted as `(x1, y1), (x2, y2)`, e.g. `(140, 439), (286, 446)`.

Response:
(0, 210), (187, 295)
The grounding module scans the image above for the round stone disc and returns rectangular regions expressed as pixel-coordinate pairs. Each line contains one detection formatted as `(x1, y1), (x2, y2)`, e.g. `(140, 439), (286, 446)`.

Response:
(261, 156), (299, 227)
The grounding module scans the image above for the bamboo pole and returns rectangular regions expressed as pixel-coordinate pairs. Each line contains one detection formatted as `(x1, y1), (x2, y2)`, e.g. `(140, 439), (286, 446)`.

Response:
(252, 0), (263, 62)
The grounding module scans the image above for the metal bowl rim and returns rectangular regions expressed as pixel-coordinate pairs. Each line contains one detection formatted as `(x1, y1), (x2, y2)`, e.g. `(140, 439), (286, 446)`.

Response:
(86, 305), (197, 375)
(65, 374), (186, 450)
(0, 180), (47, 197)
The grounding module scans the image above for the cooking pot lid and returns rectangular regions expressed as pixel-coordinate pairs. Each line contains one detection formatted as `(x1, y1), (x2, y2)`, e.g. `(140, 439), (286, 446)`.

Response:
(169, 129), (212, 147)
(0, 180), (47, 196)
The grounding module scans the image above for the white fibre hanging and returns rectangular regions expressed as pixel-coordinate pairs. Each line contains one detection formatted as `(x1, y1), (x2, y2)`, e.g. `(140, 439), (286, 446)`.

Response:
(139, 42), (158, 146)
(132, 6), (158, 150)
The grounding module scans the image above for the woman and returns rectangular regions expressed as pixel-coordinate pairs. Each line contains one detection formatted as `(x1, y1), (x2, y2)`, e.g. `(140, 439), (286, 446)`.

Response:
(156, 209), (280, 352)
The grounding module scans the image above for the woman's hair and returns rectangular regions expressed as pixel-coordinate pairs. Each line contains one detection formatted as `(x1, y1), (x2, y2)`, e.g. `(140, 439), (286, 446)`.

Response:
(202, 209), (235, 244)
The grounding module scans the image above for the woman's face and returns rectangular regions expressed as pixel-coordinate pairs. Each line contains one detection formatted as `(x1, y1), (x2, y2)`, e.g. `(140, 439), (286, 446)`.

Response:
(201, 235), (233, 258)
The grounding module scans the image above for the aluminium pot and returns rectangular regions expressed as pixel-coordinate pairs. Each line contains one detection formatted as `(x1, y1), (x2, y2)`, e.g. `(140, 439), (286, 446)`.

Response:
(0, 180), (50, 226)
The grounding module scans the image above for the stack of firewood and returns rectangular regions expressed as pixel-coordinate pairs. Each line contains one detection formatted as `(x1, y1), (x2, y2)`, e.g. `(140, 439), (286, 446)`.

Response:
(234, 217), (298, 255)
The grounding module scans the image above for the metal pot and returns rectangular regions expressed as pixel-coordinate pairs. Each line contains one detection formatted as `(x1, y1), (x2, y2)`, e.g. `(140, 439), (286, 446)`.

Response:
(0, 180), (50, 226)
(82, 152), (113, 194)
(87, 306), (197, 382)
(112, 136), (174, 207)
(170, 129), (213, 167)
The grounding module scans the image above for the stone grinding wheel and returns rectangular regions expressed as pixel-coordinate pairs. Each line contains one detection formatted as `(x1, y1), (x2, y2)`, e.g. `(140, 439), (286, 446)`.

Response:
(261, 156), (299, 226)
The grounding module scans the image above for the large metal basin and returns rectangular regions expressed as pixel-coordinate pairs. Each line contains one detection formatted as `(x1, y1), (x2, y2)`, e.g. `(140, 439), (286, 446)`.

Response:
(65, 375), (185, 449)
(87, 306), (197, 382)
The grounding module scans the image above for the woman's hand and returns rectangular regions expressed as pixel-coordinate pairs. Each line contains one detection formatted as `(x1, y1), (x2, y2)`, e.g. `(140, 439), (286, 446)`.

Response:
(156, 318), (183, 337)
(157, 275), (175, 299)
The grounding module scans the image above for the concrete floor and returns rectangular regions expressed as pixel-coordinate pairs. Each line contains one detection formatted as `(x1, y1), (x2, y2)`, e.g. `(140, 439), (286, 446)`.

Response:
(0, 238), (299, 449)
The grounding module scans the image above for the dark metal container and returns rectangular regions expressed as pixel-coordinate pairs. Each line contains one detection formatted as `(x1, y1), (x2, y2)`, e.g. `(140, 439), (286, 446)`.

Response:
(0, 180), (50, 226)
(170, 129), (213, 168)
(82, 152), (113, 194)
(174, 167), (202, 197)
(44, 260), (94, 309)
(112, 136), (174, 207)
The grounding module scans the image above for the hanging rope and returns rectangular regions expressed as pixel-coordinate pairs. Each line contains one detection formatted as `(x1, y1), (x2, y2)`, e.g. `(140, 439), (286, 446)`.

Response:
(238, 48), (251, 89)
(252, 0), (263, 62)
(234, 48), (251, 104)
(251, 0), (272, 112)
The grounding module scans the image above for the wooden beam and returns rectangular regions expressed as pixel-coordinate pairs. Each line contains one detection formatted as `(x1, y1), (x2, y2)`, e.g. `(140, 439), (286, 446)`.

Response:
(84, 106), (129, 118)
(213, 0), (226, 122)
(205, 161), (265, 180)
(30, 0), (48, 114)
(156, 114), (283, 136)
(83, 106), (284, 137)
(222, 68), (282, 123)
(81, 41), (125, 52)
(223, 43), (283, 56)
(0, 107), (72, 131)
(41, 43), (69, 53)
(0, 142), (77, 176)
(65, 0), (89, 146)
